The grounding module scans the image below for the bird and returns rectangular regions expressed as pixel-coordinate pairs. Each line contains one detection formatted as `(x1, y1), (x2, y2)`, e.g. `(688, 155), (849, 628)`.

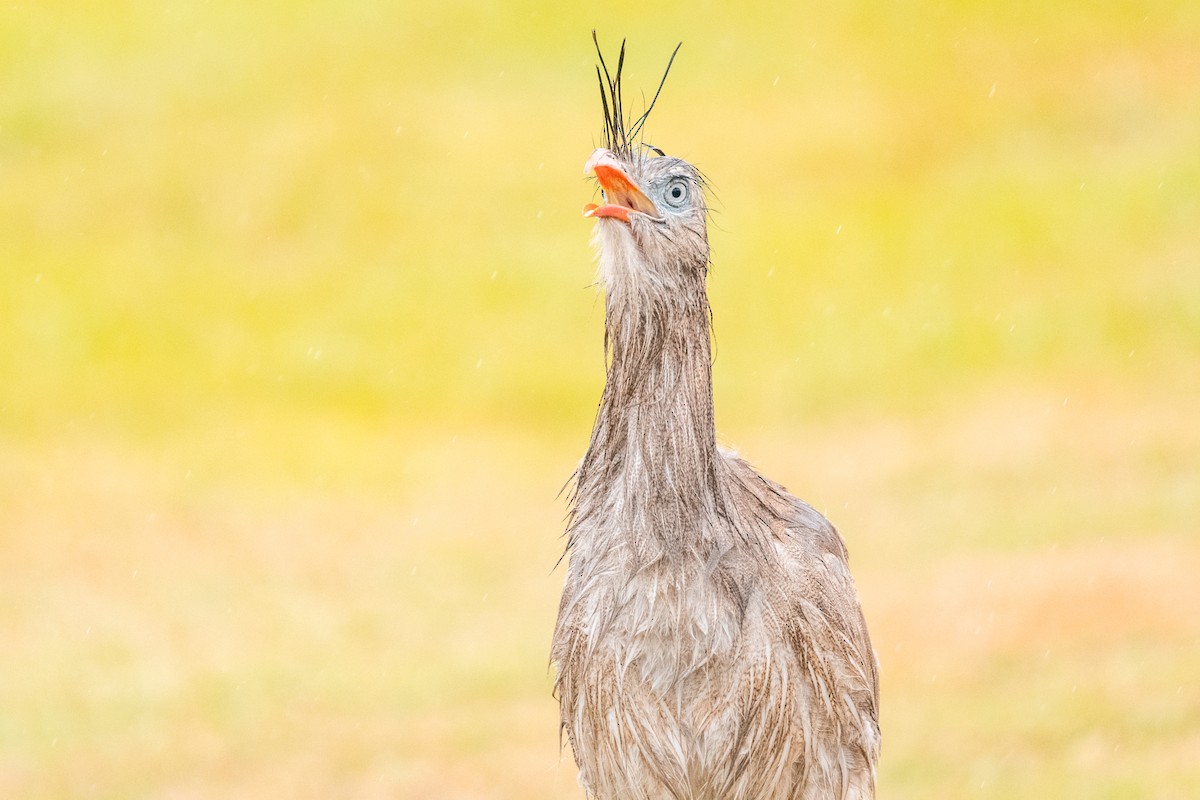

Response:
(550, 35), (881, 800)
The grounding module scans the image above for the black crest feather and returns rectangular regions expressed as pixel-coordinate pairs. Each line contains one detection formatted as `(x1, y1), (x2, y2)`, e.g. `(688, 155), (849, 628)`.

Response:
(592, 32), (683, 158)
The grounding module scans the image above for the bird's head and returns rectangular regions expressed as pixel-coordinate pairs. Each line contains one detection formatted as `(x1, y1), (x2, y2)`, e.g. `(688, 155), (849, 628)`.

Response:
(583, 36), (709, 295)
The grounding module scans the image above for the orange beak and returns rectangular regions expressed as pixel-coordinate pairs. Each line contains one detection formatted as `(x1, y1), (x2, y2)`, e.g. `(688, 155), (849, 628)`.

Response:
(582, 149), (660, 223)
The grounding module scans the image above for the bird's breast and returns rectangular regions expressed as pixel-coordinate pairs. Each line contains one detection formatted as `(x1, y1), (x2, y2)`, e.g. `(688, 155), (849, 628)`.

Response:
(616, 559), (742, 692)
(553, 547), (806, 799)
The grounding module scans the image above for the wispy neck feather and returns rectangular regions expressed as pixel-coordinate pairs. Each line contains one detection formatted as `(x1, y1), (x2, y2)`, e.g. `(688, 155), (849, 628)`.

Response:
(574, 230), (721, 548)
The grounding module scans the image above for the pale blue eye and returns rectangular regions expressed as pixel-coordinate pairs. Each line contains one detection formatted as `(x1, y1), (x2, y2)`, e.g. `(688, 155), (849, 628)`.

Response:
(663, 179), (689, 208)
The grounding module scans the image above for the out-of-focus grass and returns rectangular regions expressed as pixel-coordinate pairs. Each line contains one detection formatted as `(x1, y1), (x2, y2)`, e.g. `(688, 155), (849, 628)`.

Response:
(1, 1), (1198, 797)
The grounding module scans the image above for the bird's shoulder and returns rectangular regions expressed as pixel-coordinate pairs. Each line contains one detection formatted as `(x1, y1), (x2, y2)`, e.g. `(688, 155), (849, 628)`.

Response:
(719, 448), (880, 712)
(719, 449), (846, 561)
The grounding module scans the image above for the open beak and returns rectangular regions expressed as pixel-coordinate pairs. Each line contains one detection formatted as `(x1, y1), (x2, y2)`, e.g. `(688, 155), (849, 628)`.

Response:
(582, 149), (660, 223)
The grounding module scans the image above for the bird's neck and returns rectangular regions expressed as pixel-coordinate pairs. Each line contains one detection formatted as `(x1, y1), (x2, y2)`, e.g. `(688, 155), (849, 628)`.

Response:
(576, 282), (722, 536)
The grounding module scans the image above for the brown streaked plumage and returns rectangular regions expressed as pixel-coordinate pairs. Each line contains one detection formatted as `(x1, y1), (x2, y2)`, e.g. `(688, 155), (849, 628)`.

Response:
(551, 35), (880, 799)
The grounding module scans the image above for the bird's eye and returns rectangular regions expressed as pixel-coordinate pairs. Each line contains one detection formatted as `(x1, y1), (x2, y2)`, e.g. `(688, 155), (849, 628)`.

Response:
(663, 178), (689, 209)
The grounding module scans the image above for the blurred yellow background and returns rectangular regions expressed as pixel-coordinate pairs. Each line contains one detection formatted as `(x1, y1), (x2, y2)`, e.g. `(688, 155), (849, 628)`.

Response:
(2, 1), (1198, 797)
